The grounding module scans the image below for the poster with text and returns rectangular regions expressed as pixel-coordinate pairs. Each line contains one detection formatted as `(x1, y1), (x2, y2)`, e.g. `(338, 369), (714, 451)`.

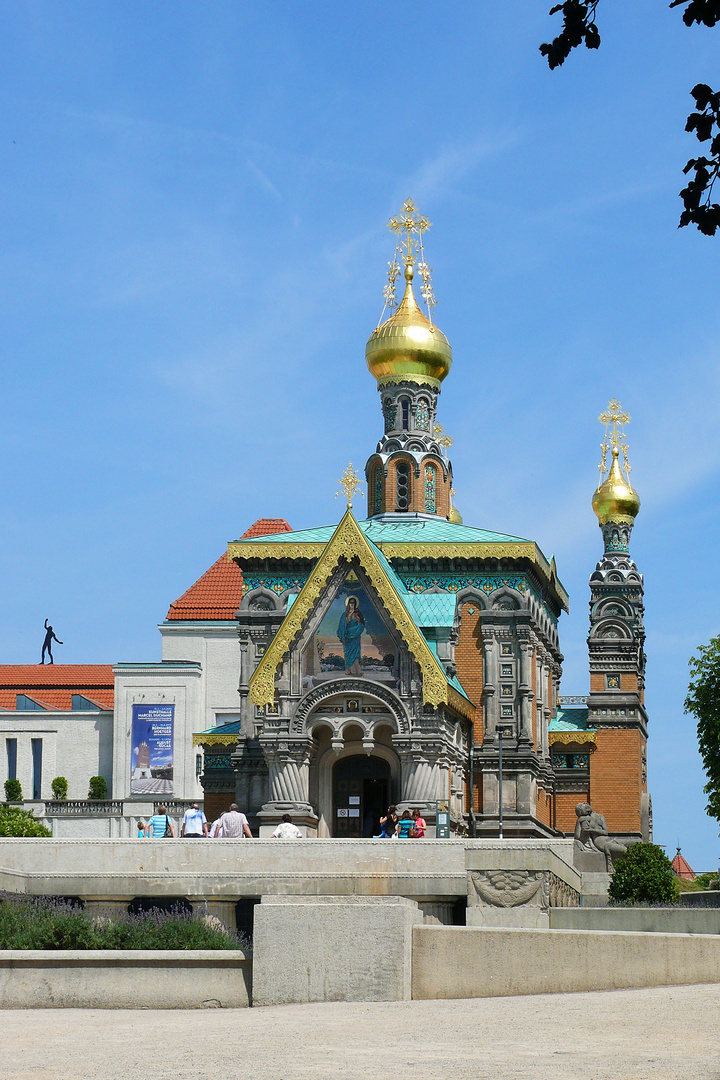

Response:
(130, 704), (174, 795)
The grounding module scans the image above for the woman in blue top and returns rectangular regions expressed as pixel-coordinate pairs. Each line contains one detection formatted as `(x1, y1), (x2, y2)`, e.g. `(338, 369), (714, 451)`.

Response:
(396, 811), (414, 838)
(337, 596), (365, 675)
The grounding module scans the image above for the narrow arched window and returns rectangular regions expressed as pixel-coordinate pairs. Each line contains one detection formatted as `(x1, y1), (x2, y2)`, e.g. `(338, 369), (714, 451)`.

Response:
(396, 461), (410, 511)
(401, 398), (410, 430)
(373, 465), (384, 514)
(383, 398), (396, 433)
(424, 463), (436, 513)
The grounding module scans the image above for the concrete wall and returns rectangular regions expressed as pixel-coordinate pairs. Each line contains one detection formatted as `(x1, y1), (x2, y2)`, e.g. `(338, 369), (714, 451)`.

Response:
(550, 907), (720, 935)
(253, 895), (421, 1005)
(0, 950), (251, 1008)
(412, 925), (720, 999)
(0, 838), (574, 905)
(0, 712), (113, 801)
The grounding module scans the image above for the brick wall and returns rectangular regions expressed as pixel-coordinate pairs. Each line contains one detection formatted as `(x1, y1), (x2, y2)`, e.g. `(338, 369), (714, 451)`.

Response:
(554, 790), (589, 833)
(456, 602), (483, 741)
(589, 728), (644, 833)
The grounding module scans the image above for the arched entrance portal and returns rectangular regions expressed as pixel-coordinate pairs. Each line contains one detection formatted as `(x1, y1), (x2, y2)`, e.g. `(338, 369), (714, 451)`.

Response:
(333, 755), (391, 838)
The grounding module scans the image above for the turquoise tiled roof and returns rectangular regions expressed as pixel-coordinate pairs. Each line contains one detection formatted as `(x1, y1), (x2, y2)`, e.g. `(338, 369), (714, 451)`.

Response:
(197, 719), (241, 735)
(550, 707), (594, 732)
(408, 593), (457, 627)
(235, 518), (528, 546)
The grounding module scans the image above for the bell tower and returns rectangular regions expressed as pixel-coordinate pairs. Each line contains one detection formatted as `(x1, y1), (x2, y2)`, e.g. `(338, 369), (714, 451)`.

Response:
(587, 400), (650, 841)
(364, 200), (461, 522)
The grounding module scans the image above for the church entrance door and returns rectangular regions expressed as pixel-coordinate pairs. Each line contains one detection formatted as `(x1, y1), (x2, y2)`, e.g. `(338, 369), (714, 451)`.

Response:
(332, 755), (391, 838)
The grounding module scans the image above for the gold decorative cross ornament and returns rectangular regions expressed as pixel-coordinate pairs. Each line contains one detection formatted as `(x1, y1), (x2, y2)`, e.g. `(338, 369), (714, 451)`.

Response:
(599, 398), (631, 448)
(381, 198), (436, 320)
(598, 399), (632, 477)
(335, 463), (363, 508)
(387, 198), (432, 266)
(433, 422), (454, 451)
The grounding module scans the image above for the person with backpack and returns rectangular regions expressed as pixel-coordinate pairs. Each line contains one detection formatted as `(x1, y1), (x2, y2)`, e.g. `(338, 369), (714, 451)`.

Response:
(146, 805), (175, 838)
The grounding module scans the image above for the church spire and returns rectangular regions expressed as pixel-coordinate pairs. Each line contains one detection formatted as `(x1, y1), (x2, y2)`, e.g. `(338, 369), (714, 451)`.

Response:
(364, 200), (455, 520)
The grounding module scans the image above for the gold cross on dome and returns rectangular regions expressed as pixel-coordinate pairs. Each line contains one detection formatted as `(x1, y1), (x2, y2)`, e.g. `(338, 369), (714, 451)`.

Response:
(388, 198), (432, 266)
(599, 398), (631, 447)
(335, 463), (363, 509)
(433, 422), (454, 451)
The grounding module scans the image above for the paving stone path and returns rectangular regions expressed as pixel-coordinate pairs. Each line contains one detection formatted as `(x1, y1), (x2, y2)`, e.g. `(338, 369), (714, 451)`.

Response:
(3, 984), (720, 1080)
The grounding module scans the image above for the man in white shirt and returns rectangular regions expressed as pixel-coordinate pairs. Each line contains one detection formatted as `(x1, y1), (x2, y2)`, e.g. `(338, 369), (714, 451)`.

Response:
(270, 814), (303, 839)
(180, 803), (208, 837)
(215, 803), (252, 838)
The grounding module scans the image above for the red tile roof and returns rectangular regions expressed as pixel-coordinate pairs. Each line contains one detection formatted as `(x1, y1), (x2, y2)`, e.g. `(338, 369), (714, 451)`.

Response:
(0, 665), (115, 711)
(240, 519), (292, 539)
(165, 519), (292, 621)
(671, 849), (695, 880)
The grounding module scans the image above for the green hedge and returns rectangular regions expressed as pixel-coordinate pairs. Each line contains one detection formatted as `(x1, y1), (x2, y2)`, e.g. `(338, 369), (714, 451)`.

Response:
(608, 842), (679, 904)
(0, 897), (247, 950)
(0, 807), (51, 837)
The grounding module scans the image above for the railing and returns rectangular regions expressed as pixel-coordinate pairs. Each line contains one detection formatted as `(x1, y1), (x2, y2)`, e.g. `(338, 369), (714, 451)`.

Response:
(45, 800), (124, 816)
(152, 800), (200, 815)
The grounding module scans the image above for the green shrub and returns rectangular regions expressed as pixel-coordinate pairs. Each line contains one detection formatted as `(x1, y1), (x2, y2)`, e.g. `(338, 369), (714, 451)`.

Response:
(51, 777), (68, 800)
(0, 897), (245, 950)
(608, 842), (679, 905)
(4, 779), (22, 802)
(0, 806), (51, 837)
(87, 776), (107, 800)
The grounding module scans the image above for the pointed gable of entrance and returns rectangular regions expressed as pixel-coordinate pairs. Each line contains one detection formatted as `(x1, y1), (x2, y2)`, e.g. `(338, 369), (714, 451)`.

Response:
(248, 509), (458, 710)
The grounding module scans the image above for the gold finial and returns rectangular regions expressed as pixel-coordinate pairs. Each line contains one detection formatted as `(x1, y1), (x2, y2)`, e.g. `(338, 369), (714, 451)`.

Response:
(593, 399), (640, 524)
(433, 422), (454, 452)
(335, 463), (363, 509)
(383, 198), (436, 321)
(597, 399), (631, 479)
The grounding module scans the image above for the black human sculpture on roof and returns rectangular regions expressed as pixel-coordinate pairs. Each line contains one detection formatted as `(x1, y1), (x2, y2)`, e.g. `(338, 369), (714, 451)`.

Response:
(41, 619), (63, 665)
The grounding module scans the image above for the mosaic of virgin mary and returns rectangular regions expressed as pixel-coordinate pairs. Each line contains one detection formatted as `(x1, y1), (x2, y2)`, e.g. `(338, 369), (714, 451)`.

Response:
(337, 595), (365, 675)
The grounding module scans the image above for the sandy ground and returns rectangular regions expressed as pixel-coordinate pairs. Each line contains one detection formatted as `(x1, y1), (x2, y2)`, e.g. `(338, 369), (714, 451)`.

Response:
(2, 985), (719, 1080)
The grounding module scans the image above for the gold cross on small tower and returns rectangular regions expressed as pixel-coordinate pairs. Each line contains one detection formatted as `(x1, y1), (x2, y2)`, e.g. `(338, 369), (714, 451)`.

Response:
(598, 399), (632, 477)
(387, 198), (432, 268)
(599, 398), (631, 448)
(433, 422), (454, 452)
(335, 463), (363, 509)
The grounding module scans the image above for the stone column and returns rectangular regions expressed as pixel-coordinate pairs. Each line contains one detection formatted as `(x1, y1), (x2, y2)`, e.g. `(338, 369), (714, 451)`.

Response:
(259, 738), (314, 812)
(517, 632), (534, 745)
(481, 629), (497, 741)
(395, 739), (446, 808)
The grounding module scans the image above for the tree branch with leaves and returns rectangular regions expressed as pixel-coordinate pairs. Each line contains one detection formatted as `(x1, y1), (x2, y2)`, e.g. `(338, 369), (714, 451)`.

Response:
(540, 0), (720, 234)
(684, 634), (720, 823)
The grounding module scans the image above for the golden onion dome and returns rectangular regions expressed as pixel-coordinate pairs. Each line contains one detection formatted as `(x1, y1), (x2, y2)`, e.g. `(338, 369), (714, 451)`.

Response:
(366, 263), (452, 388)
(448, 505), (463, 525)
(592, 446), (640, 524)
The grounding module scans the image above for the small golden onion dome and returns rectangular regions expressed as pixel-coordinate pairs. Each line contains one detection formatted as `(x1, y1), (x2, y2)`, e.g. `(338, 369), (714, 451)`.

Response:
(366, 263), (452, 388)
(448, 505), (463, 524)
(592, 446), (640, 523)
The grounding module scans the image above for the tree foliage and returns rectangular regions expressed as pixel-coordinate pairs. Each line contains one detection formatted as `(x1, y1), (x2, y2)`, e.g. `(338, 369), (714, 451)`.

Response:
(87, 775), (108, 800)
(684, 634), (720, 821)
(0, 806), (51, 837)
(4, 779), (22, 803)
(540, 0), (720, 234)
(51, 777), (68, 800)
(608, 842), (678, 904)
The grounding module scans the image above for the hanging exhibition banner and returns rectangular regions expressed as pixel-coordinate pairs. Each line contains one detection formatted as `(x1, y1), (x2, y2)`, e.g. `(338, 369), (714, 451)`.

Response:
(130, 704), (174, 796)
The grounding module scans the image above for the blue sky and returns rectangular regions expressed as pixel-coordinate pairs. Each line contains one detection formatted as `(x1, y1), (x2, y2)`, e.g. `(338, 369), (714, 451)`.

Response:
(1, 1), (719, 867)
